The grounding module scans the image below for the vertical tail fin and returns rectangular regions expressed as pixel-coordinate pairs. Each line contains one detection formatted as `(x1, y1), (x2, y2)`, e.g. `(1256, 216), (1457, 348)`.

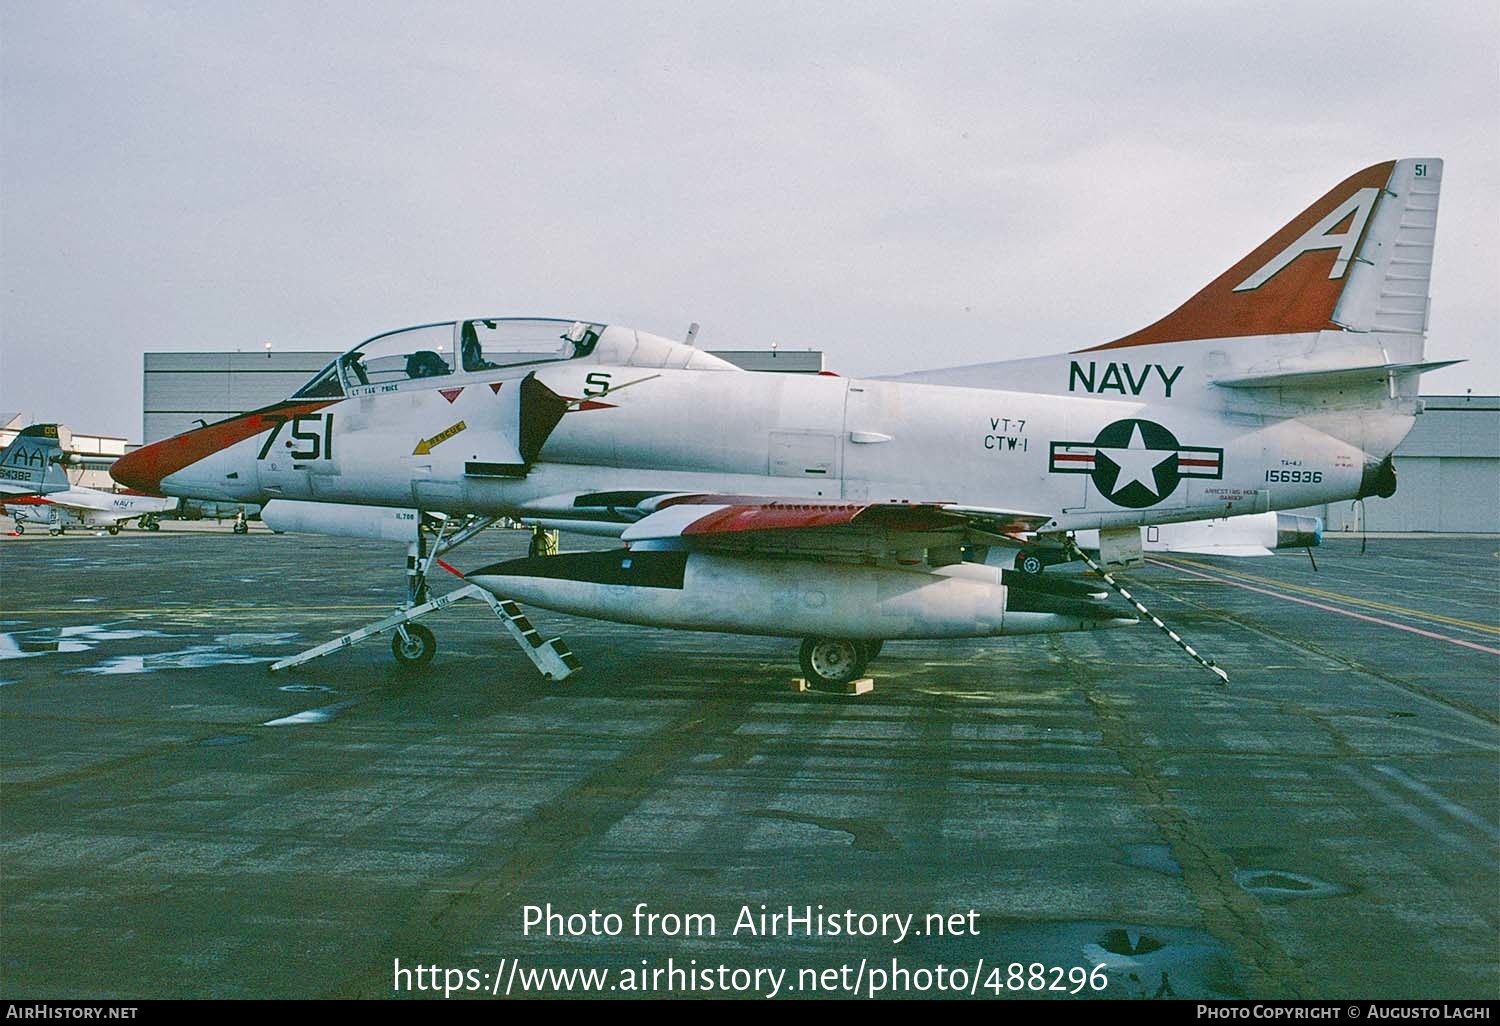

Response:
(1085, 158), (1442, 350)
(0, 424), (74, 496)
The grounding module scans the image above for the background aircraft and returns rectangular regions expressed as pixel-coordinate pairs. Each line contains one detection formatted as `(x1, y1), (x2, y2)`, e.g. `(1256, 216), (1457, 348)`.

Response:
(0, 423), (72, 497)
(3, 491), (177, 536)
(0, 424), (177, 535)
(0, 424), (265, 535)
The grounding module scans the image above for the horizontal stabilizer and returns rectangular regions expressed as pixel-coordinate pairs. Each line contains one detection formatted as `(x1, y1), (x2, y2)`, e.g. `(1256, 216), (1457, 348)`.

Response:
(1214, 359), (1461, 389)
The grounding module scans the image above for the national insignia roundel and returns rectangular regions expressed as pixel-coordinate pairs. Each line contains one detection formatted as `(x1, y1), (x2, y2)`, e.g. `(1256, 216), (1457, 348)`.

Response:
(1049, 418), (1224, 508)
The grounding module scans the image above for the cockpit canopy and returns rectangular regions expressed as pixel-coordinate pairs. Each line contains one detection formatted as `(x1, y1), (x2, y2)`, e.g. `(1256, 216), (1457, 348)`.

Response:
(292, 318), (603, 399)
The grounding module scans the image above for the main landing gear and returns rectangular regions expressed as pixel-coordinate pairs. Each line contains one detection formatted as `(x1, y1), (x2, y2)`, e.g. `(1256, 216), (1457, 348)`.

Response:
(269, 513), (579, 681)
(1013, 547), (1074, 576)
(797, 538), (1228, 689)
(798, 637), (884, 689)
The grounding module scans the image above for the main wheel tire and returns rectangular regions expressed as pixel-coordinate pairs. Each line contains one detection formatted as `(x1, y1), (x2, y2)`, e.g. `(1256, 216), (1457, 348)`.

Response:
(147, 520), (161, 531)
(232, 521), (249, 535)
(107, 525), (121, 535)
(14, 522), (24, 534)
(865, 639), (884, 660)
(799, 637), (869, 689)
(49, 527), (62, 536)
(1015, 550), (1045, 576)
(391, 624), (437, 667)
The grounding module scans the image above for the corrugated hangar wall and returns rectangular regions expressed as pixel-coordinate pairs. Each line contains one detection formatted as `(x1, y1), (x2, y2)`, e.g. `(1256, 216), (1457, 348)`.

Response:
(143, 357), (1496, 532)
(144, 352), (337, 443)
(1308, 396), (1500, 534)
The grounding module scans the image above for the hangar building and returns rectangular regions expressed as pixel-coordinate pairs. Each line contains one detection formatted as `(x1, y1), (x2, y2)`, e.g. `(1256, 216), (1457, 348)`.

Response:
(1295, 394), (1499, 533)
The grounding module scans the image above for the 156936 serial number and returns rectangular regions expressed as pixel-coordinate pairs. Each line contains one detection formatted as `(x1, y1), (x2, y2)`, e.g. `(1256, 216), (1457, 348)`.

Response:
(1264, 469), (1323, 483)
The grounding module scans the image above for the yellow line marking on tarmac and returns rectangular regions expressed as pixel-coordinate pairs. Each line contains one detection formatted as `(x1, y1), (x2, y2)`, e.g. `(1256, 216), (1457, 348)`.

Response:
(1158, 557), (1500, 636)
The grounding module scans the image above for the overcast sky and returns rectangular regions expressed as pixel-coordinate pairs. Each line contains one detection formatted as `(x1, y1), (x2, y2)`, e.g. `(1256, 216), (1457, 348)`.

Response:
(3, 1), (1496, 440)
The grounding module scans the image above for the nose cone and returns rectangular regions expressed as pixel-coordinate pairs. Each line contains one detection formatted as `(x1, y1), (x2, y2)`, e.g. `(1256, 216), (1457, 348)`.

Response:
(111, 438), (183, 493)
(113, 425), (254, 495)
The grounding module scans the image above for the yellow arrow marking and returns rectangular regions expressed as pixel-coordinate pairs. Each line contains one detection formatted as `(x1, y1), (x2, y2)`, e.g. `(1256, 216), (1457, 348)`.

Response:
(413, 420), (466, 456)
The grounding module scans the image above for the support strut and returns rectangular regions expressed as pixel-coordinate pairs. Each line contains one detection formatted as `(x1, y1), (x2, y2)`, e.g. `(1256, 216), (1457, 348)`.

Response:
(1063, 536), (1228, 685)
(270, 513), (578, 681)
(267, 583), (578, 680)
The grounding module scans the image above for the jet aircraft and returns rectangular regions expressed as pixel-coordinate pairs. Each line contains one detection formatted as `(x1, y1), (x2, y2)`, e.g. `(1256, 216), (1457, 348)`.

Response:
(112, 158), (1448, 686)
(1, 424), (176, 535)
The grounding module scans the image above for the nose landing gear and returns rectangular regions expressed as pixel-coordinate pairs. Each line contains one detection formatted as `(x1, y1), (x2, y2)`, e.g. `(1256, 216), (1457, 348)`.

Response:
(391, 623), (438, 667)
(269, 513), (579, 681)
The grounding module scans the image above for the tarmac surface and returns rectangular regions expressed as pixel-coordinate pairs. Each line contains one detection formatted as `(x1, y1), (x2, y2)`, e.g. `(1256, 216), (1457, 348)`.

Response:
(2, 522), (1497, 1000)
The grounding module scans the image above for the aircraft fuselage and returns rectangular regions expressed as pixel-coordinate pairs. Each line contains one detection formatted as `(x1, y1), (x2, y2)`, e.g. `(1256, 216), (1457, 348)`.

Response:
(134, 350), (1392, 533)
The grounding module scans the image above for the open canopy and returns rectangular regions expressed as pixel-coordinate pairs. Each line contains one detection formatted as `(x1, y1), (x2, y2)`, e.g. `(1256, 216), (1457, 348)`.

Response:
(293, 318), (604, 399)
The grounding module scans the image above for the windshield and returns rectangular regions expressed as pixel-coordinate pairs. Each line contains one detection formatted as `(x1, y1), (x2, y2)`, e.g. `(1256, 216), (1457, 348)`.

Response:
(291, 362), (344, 399)
(291, 318), (605, 397)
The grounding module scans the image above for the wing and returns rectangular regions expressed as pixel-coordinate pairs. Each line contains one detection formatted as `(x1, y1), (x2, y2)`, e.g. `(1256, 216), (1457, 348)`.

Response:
(40, 489), (117, 513)
(520, 491), (1050, 563)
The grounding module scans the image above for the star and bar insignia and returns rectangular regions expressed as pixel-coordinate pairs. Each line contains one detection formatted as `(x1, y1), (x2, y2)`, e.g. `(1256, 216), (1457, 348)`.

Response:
(1049, 418), (1223, 509)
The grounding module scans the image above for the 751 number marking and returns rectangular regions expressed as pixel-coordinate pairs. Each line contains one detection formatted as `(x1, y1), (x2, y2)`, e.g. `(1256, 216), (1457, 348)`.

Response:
(258, 414), (334, 461)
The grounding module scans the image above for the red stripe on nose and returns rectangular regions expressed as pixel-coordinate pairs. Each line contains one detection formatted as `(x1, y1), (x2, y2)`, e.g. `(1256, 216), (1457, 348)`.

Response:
(110, 400), (336, 493)
(110, 440), (176, 493)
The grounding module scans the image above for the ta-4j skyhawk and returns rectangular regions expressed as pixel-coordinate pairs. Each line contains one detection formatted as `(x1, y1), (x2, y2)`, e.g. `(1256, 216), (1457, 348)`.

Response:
(112, 158), (1449, 686)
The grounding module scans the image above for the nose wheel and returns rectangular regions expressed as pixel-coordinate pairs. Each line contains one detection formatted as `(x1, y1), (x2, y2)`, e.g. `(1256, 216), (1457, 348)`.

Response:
(391, 623), (437, 667)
